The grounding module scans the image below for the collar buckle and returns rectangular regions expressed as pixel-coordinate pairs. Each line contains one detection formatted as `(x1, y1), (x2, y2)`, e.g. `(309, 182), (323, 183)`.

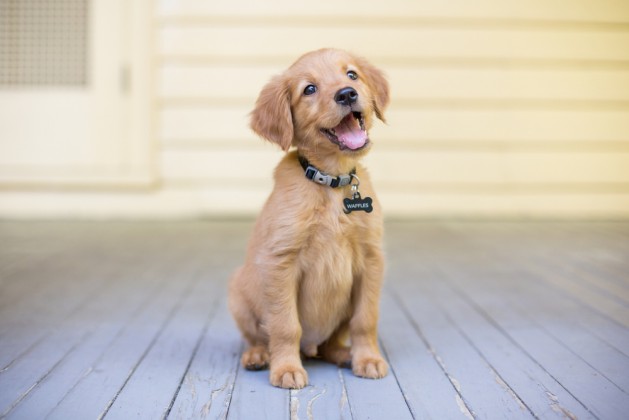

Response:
(299, 155), (355, 189)
(313, 170), (334, 186)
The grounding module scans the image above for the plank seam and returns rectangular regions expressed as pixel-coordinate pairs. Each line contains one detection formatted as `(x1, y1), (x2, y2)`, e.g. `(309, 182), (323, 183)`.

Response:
(222, 343), (243, 420)
(0, 277), (113, 373)
(389, 288), (477, 419)
(548, 261), (629, 307)
(162, 294), (222, 419)
(525, 265), (629, 330)
(378, 338), (416, 419)
(336, 368), (354, 420)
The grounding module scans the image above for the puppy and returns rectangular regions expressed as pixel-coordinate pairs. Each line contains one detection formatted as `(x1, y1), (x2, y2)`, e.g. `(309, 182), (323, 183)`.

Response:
(228, 48), (390, 389)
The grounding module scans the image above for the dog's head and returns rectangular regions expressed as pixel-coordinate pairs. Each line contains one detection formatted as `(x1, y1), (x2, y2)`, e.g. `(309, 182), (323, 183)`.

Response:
(250, 49), (389, 158)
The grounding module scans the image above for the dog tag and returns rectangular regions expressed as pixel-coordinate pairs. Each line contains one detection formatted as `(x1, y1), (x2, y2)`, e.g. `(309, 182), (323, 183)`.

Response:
(344, 174), (373, 214)
(344, 192), (373, 214)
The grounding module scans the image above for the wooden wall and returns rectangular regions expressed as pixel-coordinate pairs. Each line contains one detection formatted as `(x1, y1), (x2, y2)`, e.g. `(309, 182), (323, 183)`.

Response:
(1, 0), (629, 218)
(155, 0), (629, 218)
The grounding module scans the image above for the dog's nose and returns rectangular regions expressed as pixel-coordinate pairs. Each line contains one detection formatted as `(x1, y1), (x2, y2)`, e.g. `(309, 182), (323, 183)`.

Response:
(335, 87), (358, 106)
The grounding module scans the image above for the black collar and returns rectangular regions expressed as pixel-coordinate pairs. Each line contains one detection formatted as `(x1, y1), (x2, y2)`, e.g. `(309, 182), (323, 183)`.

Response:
(298, 156), (356, 188)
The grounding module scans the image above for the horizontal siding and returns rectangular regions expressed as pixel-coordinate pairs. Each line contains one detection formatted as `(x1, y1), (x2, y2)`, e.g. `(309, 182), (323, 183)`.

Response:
(153, 0), (629, 218)
(160, 66), (629, 102)
(160, 106), (629, 144)
(161, 150), (629, 188)
(157, 0), (629, 23)
(2, 189), (629, 218)
(159, 26), (629, 62)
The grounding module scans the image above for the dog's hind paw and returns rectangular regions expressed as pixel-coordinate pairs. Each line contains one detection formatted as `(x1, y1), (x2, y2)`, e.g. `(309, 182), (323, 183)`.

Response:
(321, 345), (352, 368)
(352, 356), (388, 379)
(242, 345), (269, 370)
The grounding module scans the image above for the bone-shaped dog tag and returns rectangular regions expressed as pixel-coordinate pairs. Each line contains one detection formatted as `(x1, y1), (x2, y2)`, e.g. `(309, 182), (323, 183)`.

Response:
(343, 193), (373, 214)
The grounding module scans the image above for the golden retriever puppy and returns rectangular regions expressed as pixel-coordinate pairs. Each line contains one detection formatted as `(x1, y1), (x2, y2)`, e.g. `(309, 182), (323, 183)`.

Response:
(228, 48), (389, 389)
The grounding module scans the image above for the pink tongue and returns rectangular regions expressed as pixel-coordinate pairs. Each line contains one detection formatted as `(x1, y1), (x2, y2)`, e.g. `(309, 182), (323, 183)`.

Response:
(334, 115), (367, 150)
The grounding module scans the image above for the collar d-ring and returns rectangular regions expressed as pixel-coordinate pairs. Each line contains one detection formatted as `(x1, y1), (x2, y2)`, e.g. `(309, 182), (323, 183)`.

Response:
(350, 173), (360, 194)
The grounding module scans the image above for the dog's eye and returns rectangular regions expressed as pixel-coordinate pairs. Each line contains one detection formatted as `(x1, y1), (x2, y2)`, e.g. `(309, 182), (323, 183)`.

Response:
(303, 84), (317, 95)
(347, 70), (358, 80)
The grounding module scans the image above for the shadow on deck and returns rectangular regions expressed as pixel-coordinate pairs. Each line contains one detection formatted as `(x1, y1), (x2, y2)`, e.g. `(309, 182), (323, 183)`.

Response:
(0, 221), (627, 419)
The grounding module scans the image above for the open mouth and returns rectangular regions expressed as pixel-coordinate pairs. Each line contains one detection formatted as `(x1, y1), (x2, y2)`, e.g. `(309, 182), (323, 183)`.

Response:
(320, 111), (369, 151)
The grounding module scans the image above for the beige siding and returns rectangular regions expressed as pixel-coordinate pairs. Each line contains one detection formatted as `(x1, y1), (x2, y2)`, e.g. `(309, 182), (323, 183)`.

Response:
(1, 0), (629, 218)
(154, 0), (629, 218)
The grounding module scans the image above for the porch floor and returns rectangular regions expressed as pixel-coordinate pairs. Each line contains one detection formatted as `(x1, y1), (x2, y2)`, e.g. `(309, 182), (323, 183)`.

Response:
(0, 221), (628, 419)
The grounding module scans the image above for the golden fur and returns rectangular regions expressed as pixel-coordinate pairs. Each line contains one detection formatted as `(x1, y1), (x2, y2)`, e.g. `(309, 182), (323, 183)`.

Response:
(228, 48), (390, 389)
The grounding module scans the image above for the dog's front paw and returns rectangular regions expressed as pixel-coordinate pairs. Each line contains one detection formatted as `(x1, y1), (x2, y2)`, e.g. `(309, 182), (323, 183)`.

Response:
(352, 356), (388, 379)
(270, 364), (308, 389)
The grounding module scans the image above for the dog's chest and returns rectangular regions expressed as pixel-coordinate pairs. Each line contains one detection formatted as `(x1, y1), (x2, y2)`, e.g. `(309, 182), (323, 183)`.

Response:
(299, 192), (362, 272)
(296, 193), (365, 350)
(299, 200), (357, 280)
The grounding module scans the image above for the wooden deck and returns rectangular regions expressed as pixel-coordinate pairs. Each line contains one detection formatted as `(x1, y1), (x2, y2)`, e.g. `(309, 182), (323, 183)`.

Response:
(0, 221), (628, 419)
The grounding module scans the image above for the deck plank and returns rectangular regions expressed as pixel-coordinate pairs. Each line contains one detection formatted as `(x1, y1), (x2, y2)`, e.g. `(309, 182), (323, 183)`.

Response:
(0, 223), (85, 308)
(520, 267), (629, 357)
(225, 366), (290, 420)
(166, 300), (241, 420)
(289, 362), (352, 420)
(557, 259), (629, 305)
(0, 259), (114, 370)
(530, 261), (629, 329)
(341, 364), (414, 420)
(378, 291), (470, 419)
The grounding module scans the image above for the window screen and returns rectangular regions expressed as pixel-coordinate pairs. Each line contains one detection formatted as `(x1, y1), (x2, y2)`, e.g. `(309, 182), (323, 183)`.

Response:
(0, 0), (88, 86)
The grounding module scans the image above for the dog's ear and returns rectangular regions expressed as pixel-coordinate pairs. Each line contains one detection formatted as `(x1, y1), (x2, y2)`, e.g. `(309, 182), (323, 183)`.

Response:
(357, 57), (390, 122)
(250, 75), (293, 151)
